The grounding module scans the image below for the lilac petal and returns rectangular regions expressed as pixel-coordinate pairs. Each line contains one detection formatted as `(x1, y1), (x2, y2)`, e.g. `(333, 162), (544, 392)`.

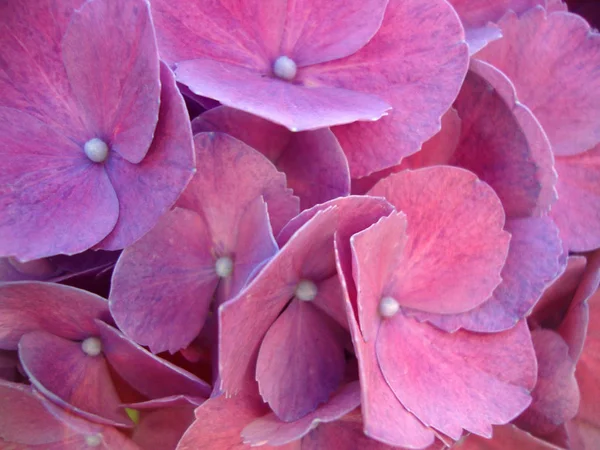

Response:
(193, 106), (350, 209)
(0, 282), (109, 349)
(377, 317), (536, 440)
(176, 59), (391, 132)
(178, 132), (298, 237)
(411, 216), (562, 332)
(551, 143), (600, 252)
(18, 330), (130, 427)
(96, 320), (211, 399)
(97, 62), (195, 250)
(61, 0), (160, 164)
(0, 0), (88, 140)
(477, 7), (600, 156)
(367, 167), (510, 315)
(219, 207), (339, 395)
(109, 207), (218, 354)
(453, 61), (557, 217)
(307, 0), (469, 177)
(256, 299), (346, 422)
(0, 108), (119, 260)
(243, 382), (360, 446)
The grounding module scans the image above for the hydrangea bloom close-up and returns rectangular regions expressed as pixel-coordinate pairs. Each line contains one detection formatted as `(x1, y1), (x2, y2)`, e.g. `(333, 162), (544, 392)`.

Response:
(1, 0), (600, 449)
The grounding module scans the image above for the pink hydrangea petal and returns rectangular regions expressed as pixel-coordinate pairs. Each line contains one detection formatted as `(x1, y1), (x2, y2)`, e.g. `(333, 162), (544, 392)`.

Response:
(452, 61), (557, 217)
(311, 275), (350, 331)
(176, 59), (391, 132)
(0, 0), (88, 140)
(18, 330), (131, 427)
(0, 108), (119, 260)
(256, 299), (347, 422)
(376, 317), (536, 440)
(277, 0), (389, 66)
(219, 207), (338, 395)
(61, 0), (160, 164)
(411, 216), (562, 332)
(96, 63), (195, 250)
(303, 0), (468, 177)
(178, 132), (298, 237)
(551, 143), (600, 252)
(454, 424), (563, 449)
(242, 382), (360, 446)
(0, 282), (109, 349)
(514, 329), (580, 436)
(367, 167), (510, 315)
(477, 7), (600, 156)
(109, 207), (219, 354)
(96, 320), (211, 399)
(192, 106), (351, 209)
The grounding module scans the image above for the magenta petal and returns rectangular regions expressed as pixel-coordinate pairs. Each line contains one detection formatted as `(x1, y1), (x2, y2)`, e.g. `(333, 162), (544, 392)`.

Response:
(242, 382), (360, 446)
(0, 282), (109, 349)
(219, 207), (338, 395)
(18, 330), (130, 427)
(178, 132), (298, 237)
(377, 318), (536, 440)
(551, 144), (600, 252)
(477, 7), (600, 156)
(61, 0), (160, 164)
(109, 207), (218, 354)
(368, 167), (510, 315)
(515, 329), (580, 436)
(256, 299), (346, 422)
(312, 275), (350, 330)
(412, 216), (562, 332)
(455, 424), (563, 450)
(314, 0), (468, 176)
(97, 62), (195, 250)
(176, 59), (391, 132)
(193, 106), (350, 209)
(0, 108), (119, 260)
(96, 321), (211, 399)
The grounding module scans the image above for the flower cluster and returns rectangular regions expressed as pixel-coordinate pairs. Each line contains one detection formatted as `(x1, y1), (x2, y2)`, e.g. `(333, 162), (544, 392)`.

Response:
(1, 0), (599, 449)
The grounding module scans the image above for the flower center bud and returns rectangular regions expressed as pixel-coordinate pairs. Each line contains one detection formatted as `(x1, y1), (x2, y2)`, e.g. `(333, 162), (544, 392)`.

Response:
(7, 257), (55, 277)
(215, 256), (234, 278)
(379, 296), (400, 318)
(81, 337), (102, 357)
(295, 279), (318, 301)
(273, 56), (297, 81)
(84, 138), (109, 163)
(85, 434), (102, 447)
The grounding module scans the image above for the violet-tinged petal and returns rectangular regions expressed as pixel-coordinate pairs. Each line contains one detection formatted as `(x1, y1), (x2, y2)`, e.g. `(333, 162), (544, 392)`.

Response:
(452, 61), (557, 217)
(176, 60), (391, 132)
(178, 132), (298, 237)
(551, 143), (600, 252)
(96, 320), (211, 399)
(367, 167), (510, 315)
(311, 0), (468, 177)
(454, 424), (563, 449)
(18, 330), (131, 427)
(61, 0), (160, 164)
(477, 7), (600, 156)
(192, 106), (350, 209)
(219, 207), (338, 395)
(377, 318), (536, 440)
(243, 382), (360, 446)
(109, 207), (218, 354)
(515, 329), (580, 436)
(0, 108), (119, 260)
(311, 275), (350, 331)
(96, 62), (195, 250)
(256, 299), (346, 422)
(0, 282), (109, 349)
(411, 216), (562, 332)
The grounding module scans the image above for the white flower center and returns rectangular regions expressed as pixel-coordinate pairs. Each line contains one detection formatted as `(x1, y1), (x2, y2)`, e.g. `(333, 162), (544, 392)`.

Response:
(215, 256), (234, 278)
(295, 279), (318, 301)
(379, 296), (400, 318)
(85, 434), (102, 447)
(273, 56), (297, 81)
(81, 337), (102, 357)
(84, 138), (109, 163)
